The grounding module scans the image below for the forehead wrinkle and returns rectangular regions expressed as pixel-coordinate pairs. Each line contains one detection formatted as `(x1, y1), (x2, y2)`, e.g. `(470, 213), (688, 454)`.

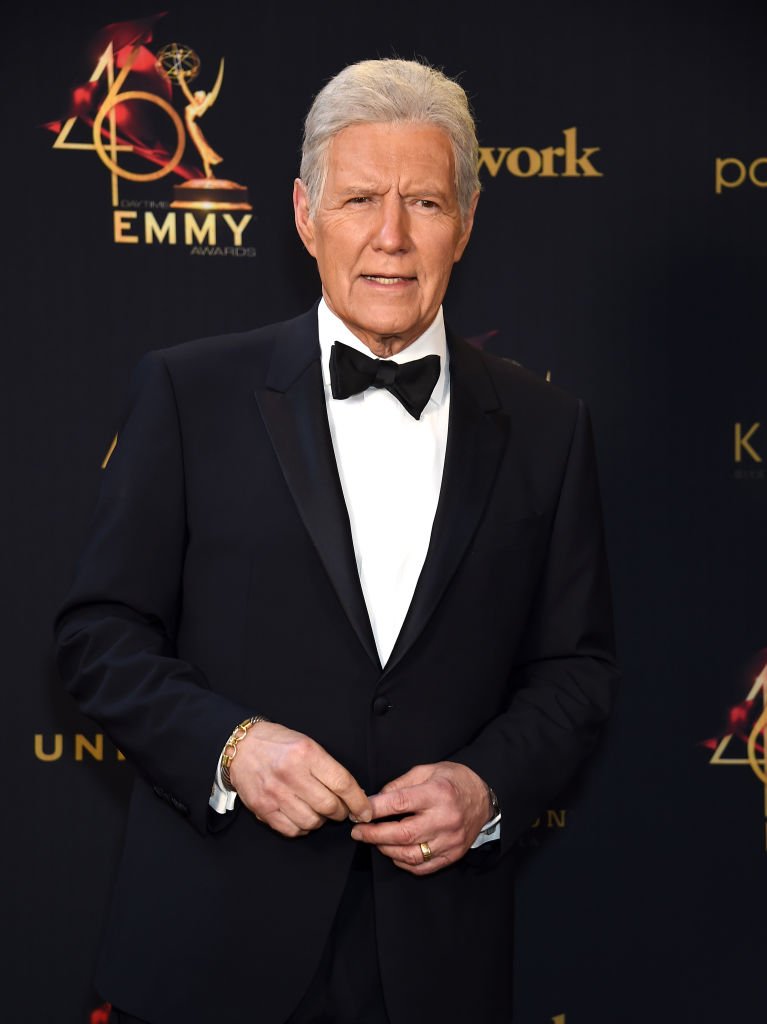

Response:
(322, 124), (459, 208)
(333, 175), (453, 199)
(335, 181), (390, 196)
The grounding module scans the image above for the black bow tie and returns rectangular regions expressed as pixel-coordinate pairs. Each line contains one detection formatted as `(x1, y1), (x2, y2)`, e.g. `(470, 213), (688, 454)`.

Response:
(329, 340), (441, 421)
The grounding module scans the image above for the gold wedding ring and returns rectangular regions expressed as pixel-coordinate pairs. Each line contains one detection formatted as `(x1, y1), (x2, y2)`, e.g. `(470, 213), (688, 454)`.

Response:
(419, 841), (433, 862)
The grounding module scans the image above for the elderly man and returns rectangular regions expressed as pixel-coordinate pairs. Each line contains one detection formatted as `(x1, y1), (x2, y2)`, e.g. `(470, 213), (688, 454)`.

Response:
(55, 58), (618, 1024)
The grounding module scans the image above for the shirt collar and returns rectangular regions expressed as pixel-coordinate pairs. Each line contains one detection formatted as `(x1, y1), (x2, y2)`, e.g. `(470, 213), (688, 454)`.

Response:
(317, 298), (449, 409)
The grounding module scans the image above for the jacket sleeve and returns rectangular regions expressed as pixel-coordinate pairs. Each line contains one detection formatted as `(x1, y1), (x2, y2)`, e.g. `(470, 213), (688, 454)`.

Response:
(53, 351), (252, 834)
(452, 399), (620, 854)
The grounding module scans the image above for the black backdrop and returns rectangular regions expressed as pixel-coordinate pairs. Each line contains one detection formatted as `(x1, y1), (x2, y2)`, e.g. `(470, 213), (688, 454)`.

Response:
(4, 2), (767, 1021)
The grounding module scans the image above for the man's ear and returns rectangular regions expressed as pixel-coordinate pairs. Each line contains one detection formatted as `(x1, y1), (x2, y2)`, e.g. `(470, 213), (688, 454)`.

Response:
(293, 179), (317, 256)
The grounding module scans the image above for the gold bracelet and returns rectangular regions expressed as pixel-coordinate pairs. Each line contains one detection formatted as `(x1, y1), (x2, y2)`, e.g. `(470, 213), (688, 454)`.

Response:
(220, 715), (269, 792)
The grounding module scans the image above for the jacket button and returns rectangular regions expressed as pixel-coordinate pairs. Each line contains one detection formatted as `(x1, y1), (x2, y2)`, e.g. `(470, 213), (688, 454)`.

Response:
(372, 697), (391, 716)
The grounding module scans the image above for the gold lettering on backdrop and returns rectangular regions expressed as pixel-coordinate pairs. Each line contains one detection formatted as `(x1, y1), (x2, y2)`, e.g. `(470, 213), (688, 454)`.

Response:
(113, 210), (139, 244)
(222, 213), (253, 246)
(478, 129), (601, 179)
(562, 127), (601, 177)
(75, 734), (104, 761)
(145, 212), (177, 244)
(184, 212), (216, 245)
(530, 810), (567, 829)
(715, 158), (747, 194)
(539, 145), (565, 177)
(506, 147), (542, 177)
(33, 733), (126, 762)
(714, 156), (767, 194)
(109, 210), (254, 248)
(749, 158), (767, 186)
(477, 147), (510, 177)
(734, 422), (762, 463)
(34, 734), (63, 761)
(552, 1016), (566, 1024)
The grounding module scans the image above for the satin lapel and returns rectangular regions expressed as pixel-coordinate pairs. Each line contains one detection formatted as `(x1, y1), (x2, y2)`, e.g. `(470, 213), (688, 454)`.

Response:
(381, 333), (509, 679)
(254, 313), (380, 669)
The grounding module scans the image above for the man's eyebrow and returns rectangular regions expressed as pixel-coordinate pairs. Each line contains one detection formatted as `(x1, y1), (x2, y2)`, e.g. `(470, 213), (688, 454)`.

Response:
(402, 185), (451, 199)
(334, 183), (452, 200)
(335, 183), (383, 195)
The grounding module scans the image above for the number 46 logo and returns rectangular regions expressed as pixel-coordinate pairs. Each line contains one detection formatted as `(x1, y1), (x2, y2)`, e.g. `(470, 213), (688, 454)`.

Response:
(51, 41), (186, 206)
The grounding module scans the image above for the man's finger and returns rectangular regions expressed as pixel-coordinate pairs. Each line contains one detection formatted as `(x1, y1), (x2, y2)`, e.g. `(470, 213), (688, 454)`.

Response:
(376, 842), (448, 867)
(263, 809), (310, 838)
(311, 758), (372, 822)
(277, 794), (327, 832)
(350, 815), (432, 847)
(391, 853), (452, 875)
(368, 784), (424, 821)
(295, 777), (349, 821)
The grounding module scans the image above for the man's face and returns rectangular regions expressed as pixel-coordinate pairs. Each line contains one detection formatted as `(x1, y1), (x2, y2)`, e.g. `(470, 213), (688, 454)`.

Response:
(294, 122), (477, 356)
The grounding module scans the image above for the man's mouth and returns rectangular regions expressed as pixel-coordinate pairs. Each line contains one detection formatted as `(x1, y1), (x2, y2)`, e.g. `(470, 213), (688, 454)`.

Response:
(361, 275), (415, 285)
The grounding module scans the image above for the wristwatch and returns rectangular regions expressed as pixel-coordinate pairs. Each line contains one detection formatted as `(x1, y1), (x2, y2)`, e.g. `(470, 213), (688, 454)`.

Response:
(487, 784), (500, 819)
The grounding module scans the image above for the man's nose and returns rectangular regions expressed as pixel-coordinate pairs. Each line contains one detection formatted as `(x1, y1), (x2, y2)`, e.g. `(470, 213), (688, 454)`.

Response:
(371, 196), (410, 253)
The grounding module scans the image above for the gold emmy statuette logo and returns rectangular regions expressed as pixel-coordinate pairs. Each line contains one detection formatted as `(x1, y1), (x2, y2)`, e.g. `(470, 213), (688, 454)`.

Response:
(156, 43), (252, 211)
(704, 660), (767, 850)
(45, 18), (255, 253)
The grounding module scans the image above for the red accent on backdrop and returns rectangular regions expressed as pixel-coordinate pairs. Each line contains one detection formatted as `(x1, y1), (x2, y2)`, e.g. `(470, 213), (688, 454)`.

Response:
(43, 13), (201, 179)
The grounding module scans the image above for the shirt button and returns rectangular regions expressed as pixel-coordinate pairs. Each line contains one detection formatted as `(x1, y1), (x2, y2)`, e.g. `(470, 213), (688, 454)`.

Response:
(372, 697), (391, 716)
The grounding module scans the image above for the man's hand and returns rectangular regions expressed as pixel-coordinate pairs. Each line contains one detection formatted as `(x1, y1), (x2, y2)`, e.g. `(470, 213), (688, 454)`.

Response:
(350, 761), (491, 875)
(229, 721), (372, 837)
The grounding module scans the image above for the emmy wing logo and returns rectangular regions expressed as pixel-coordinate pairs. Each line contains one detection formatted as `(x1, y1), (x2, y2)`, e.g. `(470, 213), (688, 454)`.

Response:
(159, 44), (251, 212)
(44, 14), (255, 256)
(701, 652), (767, 850)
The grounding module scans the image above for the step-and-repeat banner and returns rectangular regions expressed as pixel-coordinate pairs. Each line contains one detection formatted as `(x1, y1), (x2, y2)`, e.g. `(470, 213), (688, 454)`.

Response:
(5, 3), (766, 1022)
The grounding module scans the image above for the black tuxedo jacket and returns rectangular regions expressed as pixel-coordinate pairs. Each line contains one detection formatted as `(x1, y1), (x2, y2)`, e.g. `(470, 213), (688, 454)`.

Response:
(55, 305), (619, 1024)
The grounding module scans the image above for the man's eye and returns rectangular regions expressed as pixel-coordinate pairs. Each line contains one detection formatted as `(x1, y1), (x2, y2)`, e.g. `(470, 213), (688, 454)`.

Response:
(347, 196), (370, 204)
(416, 199), (438, 209)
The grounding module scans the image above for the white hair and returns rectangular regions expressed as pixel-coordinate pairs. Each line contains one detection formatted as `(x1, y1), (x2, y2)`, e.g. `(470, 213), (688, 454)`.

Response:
(299, 58), (480, 223)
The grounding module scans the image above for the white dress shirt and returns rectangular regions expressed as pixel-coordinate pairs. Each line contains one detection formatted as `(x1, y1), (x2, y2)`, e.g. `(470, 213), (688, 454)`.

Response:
(210, 301), (500, 844)
(318, 299), (450, 666)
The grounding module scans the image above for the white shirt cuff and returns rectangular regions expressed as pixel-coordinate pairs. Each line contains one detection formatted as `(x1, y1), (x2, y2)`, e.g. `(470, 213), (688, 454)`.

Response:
(209, 757), (237, 814)
(470, 812), (502, 848)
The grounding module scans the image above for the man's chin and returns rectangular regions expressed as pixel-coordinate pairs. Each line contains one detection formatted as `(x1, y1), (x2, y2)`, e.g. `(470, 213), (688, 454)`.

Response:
(344, 308), (430, 350)
(355, 327), (422, 355)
